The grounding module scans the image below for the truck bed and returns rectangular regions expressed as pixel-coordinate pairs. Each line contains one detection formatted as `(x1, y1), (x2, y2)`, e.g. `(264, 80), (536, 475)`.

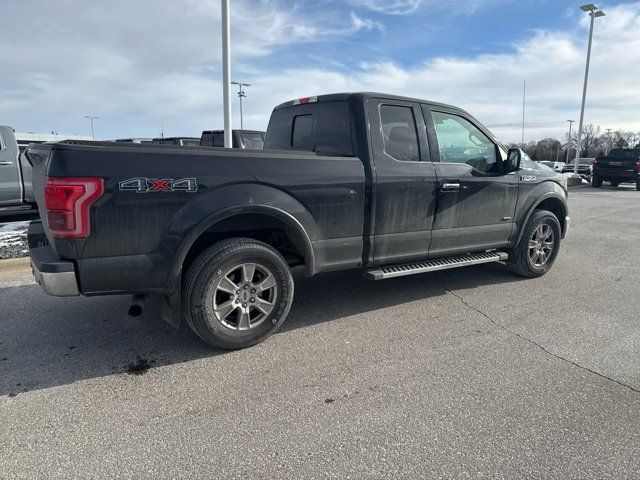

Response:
(26, 141), (366, 294)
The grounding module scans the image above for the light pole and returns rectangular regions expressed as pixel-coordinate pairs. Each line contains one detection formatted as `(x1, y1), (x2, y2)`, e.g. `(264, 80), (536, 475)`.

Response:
(566, 119), (575, 164)
(221, 0), (232, 148)
(84, 115), (98, 141)
(521, 79), (526, 149)
(605, 128), (612, 154)
(231, 81), (250, 132)
(574, 4), (605, 175)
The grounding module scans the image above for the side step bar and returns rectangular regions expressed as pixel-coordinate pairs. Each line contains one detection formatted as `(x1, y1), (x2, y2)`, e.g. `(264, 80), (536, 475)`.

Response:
(364, 251), (509, 280)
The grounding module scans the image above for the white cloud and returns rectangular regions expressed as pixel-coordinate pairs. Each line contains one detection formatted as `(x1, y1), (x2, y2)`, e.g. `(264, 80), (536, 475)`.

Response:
(348, 0), (421, 15)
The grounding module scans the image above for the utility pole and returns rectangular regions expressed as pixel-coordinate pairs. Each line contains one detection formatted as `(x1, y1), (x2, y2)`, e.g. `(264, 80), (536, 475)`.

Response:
(574, 4), (605, 174)
(221, 0), (232, 148)
(566, 120), (575, 164)
(521, 79), (526, 149)
(605, 128), (612, 154)
(231, 81), (250, 131)
(84, 115), (99, 141)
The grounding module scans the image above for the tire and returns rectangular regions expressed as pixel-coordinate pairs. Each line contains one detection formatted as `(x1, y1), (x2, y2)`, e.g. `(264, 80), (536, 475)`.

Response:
(610, 181), (619, 187)
(182, 238), (294, 350)
(507, 210), (561, 278)
(591, 175), (603, 188)
(636, 180), (640, 191)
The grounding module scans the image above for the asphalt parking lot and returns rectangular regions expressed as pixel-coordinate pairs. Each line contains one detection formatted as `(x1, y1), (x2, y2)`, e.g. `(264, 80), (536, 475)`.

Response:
(1, 185), (639, 479)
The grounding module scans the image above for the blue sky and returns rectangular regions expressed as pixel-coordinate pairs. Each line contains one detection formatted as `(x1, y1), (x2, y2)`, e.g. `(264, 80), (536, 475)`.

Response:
(2, 0), (639, 142)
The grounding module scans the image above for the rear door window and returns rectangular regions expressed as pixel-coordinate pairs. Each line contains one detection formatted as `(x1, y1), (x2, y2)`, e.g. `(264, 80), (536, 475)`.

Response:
(379, 105), (420, 162)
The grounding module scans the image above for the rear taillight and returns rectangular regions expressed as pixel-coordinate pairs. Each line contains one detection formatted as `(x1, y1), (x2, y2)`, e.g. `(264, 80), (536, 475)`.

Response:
(592, 159), (598, 168)
(636, 161), (640, 171)
(44, 177), (104, 238)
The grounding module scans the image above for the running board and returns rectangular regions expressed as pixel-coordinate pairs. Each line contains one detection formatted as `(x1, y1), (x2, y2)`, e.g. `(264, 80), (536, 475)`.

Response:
(364, 251), (509, 280)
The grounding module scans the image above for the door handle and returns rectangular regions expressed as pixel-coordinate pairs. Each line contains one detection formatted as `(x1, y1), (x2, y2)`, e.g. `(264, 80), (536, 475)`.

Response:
(0, 161), (14, 166)
(440, 182), (460, 192)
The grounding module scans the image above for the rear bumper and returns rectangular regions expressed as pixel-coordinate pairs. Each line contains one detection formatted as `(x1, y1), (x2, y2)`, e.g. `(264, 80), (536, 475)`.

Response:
(30, 246), (79, 296)
(28, 221), (79, 297)
(593, 169), (638, 181)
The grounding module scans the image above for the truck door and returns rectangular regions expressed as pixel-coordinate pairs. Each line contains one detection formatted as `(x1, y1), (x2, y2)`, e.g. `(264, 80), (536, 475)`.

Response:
(422, 106), (518, 256)
(0, 127), (21, 205)
(366, 98), (438, 266)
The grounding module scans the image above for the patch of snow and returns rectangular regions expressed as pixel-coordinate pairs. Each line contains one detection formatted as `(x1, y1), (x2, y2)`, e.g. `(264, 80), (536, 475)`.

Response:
(0, 222), (29, 259)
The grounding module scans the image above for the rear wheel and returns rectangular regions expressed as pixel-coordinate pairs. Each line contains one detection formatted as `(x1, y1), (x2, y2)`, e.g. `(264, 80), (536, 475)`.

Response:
(182, 238), (294, 349)
(507, 210), (561, 278)
(591, 175), (603, 188)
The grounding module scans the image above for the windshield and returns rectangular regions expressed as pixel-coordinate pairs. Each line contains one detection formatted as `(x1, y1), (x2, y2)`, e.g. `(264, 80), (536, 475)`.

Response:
(240, 133), (264, 149)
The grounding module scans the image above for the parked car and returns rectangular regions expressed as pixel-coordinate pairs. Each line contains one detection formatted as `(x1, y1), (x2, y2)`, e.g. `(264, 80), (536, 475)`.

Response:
(200, 130), (265, 149)
(152, 137), (201, 146)
(562, 158), (593, 180)
(0, 126), (36, 215)
(26, 92), (569, 350)
(553, 161), (566, 172)
(591, 148), (640, 190)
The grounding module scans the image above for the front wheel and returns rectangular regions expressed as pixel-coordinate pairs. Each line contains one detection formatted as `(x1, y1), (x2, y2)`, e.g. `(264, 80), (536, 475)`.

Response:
(182, 238), (294, 350)
(507, 210), (561, 278)
(610, 181), (619, 187)
(636, 180), (640, 191)
(592, 175), (603, 187)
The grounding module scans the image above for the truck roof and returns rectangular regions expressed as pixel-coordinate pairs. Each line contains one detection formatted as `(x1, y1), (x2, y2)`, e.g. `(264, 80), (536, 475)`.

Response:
(273, 92), (468, 114)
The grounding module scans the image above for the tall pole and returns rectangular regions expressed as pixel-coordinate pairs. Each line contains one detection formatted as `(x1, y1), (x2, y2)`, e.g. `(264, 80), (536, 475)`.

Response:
(231, 82), (250, 132)
(221, 0), (232, 148)
(566, 120), (575, 164)
(574, 5), (605, 173)
(521, 79), (526, 149)
(84, 115), (98, 141)
(605, 128), (612, 154)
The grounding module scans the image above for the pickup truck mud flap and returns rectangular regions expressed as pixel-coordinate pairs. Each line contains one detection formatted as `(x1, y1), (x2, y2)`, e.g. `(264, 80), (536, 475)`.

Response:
(364, 251), (509, 280)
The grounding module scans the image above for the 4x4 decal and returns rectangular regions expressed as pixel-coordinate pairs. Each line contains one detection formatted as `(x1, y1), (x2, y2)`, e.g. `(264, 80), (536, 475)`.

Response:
(119, 177), (198, 193)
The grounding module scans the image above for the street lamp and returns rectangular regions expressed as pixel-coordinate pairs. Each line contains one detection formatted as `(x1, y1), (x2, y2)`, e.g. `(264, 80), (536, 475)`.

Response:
(566, 120), (575, 164)
(84, 115), (99, 141)
(573, 4), (605, 175)
(231, 81), (250, 132)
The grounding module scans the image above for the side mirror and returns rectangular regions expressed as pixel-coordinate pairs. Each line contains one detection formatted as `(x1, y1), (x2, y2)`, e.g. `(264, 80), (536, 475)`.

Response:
(505, 148), (522, 173)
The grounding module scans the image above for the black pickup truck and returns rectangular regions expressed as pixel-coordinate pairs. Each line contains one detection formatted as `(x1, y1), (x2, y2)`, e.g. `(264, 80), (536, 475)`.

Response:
(26, 92), (569, 349)
(591, 148), (640, 190)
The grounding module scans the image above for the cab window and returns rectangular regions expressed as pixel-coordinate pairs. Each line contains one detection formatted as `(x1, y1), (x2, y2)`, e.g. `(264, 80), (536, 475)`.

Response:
(431, 111), (498, 173)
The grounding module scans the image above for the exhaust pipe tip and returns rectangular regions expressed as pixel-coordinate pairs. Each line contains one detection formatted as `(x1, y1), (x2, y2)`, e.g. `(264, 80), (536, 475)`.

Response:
(128, 295), (146, 317)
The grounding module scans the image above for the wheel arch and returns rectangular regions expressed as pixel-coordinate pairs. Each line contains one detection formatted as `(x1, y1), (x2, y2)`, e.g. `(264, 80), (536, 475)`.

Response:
(516, 192), (568, 244)
(172, 204), (316, 287)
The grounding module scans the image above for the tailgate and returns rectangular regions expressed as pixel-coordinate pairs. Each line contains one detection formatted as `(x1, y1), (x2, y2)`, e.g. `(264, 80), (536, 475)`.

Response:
(24, 144), (55, 245)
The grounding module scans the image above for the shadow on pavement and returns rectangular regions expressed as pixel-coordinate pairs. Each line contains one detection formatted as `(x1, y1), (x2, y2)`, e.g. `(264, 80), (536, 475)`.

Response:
(0, 262), (523, 397)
